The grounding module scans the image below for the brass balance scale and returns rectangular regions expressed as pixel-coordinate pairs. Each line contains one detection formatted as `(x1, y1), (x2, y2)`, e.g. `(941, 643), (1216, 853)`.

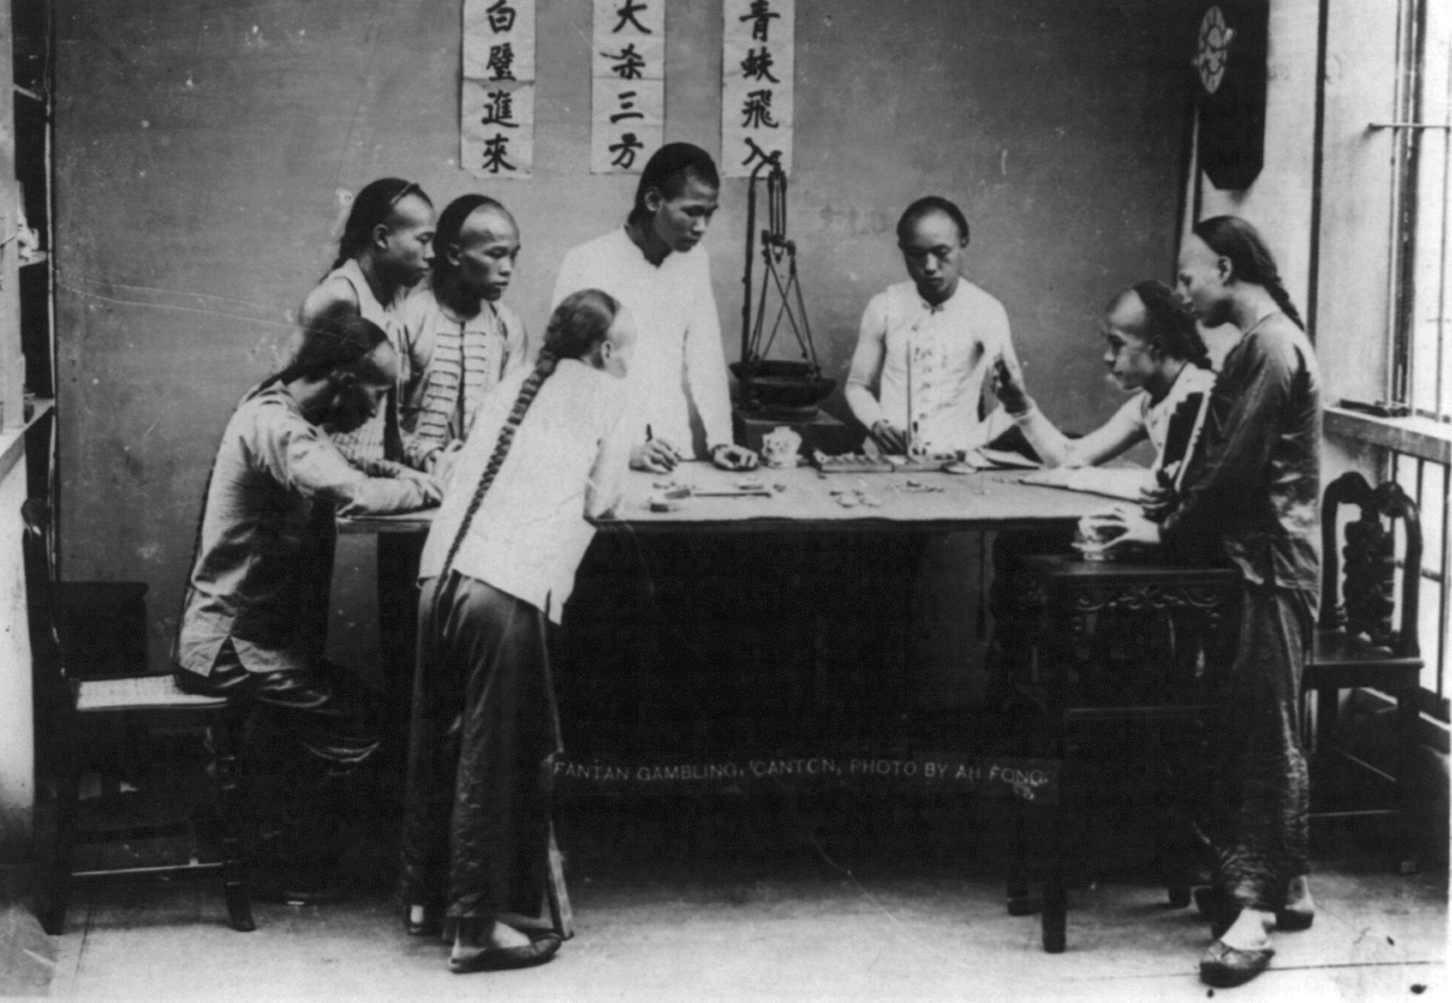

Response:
(729, 155), (848, 456)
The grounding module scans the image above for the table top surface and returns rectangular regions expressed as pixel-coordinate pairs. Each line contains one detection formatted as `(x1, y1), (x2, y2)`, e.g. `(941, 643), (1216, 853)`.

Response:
(340, 461), (1133, 535)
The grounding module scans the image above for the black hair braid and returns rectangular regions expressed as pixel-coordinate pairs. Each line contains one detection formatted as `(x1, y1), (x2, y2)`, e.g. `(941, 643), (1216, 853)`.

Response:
(329, 178), (427, 272)
(436, 351), (560, 582)
(1264, 278), (1305, 331)
(1193, 215), (1305, 331)
(1128, 280), (1211, 368)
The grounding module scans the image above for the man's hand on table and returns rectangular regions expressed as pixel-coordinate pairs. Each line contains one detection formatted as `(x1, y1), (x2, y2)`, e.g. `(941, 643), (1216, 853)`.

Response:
(631, 438), (683, 473)
(370, 459), (444, 506)
(428, 442), (465, 487)
(869, 420), (909, 455)
(1138, 481), (1175, 523)
(711, 443), (759, 472)
(1084, 506), (1162, 550)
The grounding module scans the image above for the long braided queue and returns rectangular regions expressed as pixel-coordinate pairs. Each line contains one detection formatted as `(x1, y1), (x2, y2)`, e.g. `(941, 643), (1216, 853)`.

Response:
(1263, 277), (1305, 331)
(1193, 216), (1305, 331)
(436, 351), (560, 583)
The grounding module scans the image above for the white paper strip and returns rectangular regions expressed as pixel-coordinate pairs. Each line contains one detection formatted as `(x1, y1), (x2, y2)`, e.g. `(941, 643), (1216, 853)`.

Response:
(722, 0), (795, 178)
(462, 80), (535, 178)
(592, 0), (666, 174)
(462, 0), (535, 179)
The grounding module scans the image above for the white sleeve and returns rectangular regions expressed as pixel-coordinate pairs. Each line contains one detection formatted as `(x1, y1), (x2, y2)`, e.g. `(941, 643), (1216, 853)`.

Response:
(550, 247), (584, 312)
(503, 307), (530, 375)
(991, 301), (1020, 369)
(251, 405), (426, 516)
(845, 294), (890, 430)
(585, 387), (633, 520)
(684, 257), (734, 451)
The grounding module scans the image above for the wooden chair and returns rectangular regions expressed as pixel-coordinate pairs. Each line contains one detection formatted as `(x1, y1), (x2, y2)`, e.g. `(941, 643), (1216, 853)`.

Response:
(1308, 471), (1424, 872)
(22, 499), (255, 934)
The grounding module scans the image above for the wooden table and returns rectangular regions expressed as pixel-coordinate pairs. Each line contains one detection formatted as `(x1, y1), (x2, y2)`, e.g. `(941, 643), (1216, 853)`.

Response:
(344, 463), (1246, 929)
(340, 461), (1120, 536)
(339, 460), (1130, 776)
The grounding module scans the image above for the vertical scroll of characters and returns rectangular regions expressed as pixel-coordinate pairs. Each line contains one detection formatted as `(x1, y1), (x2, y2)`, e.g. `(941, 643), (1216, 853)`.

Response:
(462, 0), (536, 179)
(722, 0), (795, 178)
(591, 0), (665, 174)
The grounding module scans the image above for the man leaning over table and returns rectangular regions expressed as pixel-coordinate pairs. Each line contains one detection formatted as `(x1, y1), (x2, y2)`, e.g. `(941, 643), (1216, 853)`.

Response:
(174, 314), (440, 902)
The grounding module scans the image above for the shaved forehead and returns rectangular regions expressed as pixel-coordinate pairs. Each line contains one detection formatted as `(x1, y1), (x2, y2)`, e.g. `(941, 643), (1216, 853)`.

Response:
(355, 340), (399, 384)
(1105, 288), (1148, 333)
(460, 204), (518, 244)
(385, 192), (433, 231)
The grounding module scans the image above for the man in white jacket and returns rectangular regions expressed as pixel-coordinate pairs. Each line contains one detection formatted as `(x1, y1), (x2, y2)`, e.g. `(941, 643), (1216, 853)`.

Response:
(551, 142), (757, 473)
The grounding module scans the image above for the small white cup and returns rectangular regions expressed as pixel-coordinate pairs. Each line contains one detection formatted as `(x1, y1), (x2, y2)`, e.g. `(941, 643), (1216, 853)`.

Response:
(760, 426), (802, 469)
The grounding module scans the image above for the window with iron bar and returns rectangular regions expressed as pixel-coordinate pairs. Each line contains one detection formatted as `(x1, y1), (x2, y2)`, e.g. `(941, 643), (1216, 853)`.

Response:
(1383, 0), (1451, 723)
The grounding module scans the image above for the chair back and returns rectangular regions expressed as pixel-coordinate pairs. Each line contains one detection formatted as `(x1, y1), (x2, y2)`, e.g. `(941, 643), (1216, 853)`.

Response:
(21, 499), (67, 683)
(1318, 472), (1422, 658)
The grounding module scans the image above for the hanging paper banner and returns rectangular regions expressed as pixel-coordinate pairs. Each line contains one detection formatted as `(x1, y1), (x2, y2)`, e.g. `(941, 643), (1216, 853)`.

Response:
(461, 0), (536, 179)
(591, 0), (665, 174)
(722, 0), (794, 178)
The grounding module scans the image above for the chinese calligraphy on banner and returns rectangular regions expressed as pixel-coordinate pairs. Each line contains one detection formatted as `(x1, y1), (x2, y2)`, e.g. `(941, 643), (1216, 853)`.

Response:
(722, 0), (794, 177)
(591, 0), (665, 174)
(461, 0), (536, 179)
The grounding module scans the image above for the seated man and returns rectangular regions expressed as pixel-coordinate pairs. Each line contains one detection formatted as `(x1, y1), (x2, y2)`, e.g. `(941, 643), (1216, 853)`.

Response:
(995, 279), (1217, 486)
(174, 314), (441, 897)
(981, 281), (1214, 713)
(846, 196), (1022, 457)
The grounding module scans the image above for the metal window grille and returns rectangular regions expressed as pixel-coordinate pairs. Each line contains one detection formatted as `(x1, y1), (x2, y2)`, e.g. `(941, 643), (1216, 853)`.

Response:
(1385, 0), (1452, 721)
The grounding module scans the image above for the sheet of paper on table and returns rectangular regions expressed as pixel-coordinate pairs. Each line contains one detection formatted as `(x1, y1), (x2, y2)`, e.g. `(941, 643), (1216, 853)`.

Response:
(1019, 465), (1151, 502)
(944, 448), (1043, 473)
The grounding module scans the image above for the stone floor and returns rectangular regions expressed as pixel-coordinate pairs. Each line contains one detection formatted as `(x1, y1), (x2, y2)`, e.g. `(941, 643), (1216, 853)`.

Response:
(34, 819), (1449, 1003)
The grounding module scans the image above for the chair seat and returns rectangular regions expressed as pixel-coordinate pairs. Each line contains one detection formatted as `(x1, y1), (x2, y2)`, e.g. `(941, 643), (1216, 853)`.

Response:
(1310, 629), (1423, 672)
(75, 675), (230, 714)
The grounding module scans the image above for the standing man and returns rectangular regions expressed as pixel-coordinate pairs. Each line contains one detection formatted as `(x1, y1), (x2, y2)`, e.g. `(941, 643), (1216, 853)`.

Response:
(550, 142), (757, 473)
(301, 179), (440, 746)
(175, 315), (441, 899)
(300, 177), (438, 471)
(846, 196), (1023, 457)
(1097, 216), (1320, 989)
(400, 194), (529, 472)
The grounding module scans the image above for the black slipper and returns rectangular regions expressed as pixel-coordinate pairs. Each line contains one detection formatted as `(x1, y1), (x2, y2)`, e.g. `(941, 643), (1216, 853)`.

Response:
(449, 933), (562, 973)
(1196, 885), (1314, 934)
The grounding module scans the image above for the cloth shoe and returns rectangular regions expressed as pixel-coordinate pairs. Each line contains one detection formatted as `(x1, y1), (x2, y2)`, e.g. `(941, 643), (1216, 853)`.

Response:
(448, 933), (561, 973)
(1195, 880), (1315, 936)
(1200, 939), (1274, 988)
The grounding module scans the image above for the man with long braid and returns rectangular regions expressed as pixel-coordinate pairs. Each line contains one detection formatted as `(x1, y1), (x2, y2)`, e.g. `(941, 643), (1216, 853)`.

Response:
(1096, 216), (1321, 989)
(398, 290), (636, 973)
(300, 179), (442, 756)
(175, 314), (441, 900)
(300, 177), (439, 472)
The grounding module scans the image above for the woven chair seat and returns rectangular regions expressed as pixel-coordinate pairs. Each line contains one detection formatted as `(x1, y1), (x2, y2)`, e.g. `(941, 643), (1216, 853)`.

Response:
(76, 675), (230, 713)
